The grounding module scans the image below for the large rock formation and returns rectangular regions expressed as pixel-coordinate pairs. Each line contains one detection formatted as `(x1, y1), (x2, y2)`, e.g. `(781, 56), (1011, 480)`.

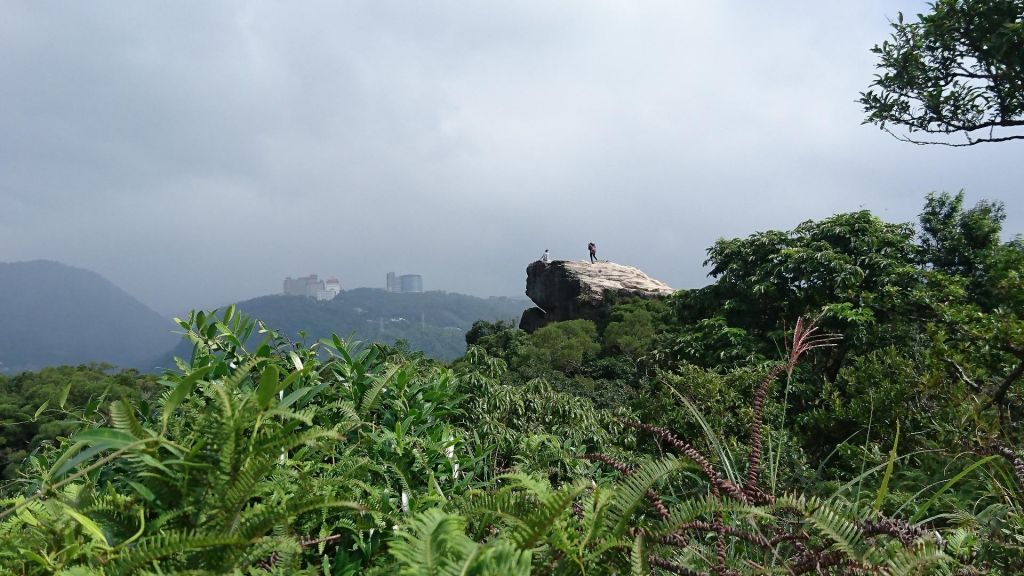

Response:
(519, 260), (675, 332)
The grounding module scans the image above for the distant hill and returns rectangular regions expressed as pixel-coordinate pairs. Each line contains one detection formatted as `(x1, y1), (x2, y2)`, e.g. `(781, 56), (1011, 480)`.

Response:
(0, 260), (178, 373)
(167, 289), (530, 362)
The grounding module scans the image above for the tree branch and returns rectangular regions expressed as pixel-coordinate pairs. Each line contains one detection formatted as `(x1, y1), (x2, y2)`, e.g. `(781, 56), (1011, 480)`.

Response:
(987, 359), (1024, 408)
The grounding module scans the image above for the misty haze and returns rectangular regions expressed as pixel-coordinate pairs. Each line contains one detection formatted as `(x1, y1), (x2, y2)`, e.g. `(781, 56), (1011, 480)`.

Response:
(2, 1), (1024, 574)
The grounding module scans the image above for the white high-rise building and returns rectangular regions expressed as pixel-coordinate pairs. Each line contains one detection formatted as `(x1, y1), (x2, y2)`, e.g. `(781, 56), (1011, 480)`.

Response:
(317, 278), (341, 301)
(284, 274), (342, 299)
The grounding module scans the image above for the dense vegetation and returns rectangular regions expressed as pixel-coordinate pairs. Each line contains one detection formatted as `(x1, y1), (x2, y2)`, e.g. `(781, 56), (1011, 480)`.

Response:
(1, 192), (1022, 574)
(0, 366), (158, 481)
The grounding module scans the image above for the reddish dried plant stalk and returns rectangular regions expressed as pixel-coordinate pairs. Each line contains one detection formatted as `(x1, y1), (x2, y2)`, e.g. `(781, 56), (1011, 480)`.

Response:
(585, 453), (671, 520)
(628, 422), (747, 502)
(977, 444), (1024, 489)
(745, 316), (840, 500)
(861, 517), (926, 548)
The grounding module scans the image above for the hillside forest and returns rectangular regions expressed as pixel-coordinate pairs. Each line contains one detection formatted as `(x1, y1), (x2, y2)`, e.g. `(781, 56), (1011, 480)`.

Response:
(2, 191), (1023, 574)
(0, 260), (528, 374)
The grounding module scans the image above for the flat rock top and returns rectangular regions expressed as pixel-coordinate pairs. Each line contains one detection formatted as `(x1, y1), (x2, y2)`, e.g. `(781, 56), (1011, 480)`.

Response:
(527, 259), (674, 305)
(563, 260), (674, 300)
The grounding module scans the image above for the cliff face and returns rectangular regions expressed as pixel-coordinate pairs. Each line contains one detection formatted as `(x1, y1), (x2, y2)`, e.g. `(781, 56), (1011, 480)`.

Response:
(519, 260), (675, 332)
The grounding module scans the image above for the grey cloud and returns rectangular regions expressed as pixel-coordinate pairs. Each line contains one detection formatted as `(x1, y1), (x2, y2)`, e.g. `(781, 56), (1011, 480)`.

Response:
(1, 1), (1021, 314)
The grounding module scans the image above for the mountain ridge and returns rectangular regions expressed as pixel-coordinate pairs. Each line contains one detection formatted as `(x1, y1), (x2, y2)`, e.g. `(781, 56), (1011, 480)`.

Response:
(162, 289), (529, 362)
(0, 260), (179, 373)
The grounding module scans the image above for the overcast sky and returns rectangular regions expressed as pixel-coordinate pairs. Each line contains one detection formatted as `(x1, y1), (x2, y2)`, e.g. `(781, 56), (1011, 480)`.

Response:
(2, 1), (1022, 315)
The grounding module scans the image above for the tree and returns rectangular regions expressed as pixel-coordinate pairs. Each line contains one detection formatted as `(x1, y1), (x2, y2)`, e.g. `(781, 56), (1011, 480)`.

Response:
(603, 305), (661, 359)
(696, 211), (920, 343)
(919, 191), (1006, 276)
(860, 0), (1024, 146)
(518, 320), (600, 373)
(465, 319), (526, 359)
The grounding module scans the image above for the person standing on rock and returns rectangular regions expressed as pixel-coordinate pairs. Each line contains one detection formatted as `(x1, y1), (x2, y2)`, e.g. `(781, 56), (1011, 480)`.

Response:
(540, 249), (551, 263)
(588, 242), (597, 263)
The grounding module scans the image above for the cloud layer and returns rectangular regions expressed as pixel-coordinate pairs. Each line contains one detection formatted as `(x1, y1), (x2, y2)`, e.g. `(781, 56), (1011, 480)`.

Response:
(2, 1), (1022, 314)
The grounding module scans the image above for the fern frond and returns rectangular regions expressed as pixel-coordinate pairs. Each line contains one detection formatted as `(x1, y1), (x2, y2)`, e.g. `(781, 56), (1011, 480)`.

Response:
(360, 364), (401, 417)
(608, 456), (683, 539)
(802, 496), (866, 560)
(109, 530), (243, 573)
(109, 398), (153, 440)
(389, 508), (478, 575)
(237, 497), (366, 541)
(631, 531), (648, 576)
(884, 541), (950, 575)
(456, 490), (540, 526)
(511, 481), (586, 550)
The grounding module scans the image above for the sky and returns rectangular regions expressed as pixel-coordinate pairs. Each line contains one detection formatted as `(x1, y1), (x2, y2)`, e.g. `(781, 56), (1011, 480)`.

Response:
(1, 1), (1022, 316)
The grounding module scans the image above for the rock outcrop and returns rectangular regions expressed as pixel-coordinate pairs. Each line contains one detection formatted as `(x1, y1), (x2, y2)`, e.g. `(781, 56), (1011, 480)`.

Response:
(519, 260), (675, 332)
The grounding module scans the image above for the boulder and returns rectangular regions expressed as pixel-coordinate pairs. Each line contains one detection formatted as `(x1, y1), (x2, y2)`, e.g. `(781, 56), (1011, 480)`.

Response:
(519, 260), (675, 332)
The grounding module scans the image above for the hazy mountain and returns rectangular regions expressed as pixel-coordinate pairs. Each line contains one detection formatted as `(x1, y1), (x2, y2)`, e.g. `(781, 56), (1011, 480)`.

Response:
(167, 289), (530, 362)
(0, 260), (178, 373)
(0, 261), (529, 371)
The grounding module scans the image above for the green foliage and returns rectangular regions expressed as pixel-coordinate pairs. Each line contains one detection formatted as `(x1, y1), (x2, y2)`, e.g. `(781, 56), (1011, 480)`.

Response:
(0, 365), (158, 480)
(465, 320), (527, 360)
(920, 191), (1006, 278)
(5, 192), (1024, 573)
(516, 320), (600, 374)
(603, 307), (657, 359)
(697, 211), (919, 340)
(860, 0), (1024, 145)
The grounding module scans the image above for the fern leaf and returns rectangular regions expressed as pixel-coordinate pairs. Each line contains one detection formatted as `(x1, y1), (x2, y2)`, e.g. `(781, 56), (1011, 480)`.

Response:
(109, 530), (243, 573)
(631, 531), (647, 576)
(511, 482), (585, 550)
(609, 456), (682, 539)
(389, 508), (477, 576)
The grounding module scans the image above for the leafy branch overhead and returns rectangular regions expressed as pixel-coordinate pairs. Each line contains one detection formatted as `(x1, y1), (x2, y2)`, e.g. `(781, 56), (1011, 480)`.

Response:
(860, 0), (1024, 145)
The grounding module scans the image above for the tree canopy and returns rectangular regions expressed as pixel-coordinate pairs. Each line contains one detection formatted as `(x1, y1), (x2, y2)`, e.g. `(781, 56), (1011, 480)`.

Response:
(860, 0), (1024, 145)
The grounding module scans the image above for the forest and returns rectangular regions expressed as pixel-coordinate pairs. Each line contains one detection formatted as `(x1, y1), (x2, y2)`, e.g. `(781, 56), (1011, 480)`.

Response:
(1, 191), (1023, 574)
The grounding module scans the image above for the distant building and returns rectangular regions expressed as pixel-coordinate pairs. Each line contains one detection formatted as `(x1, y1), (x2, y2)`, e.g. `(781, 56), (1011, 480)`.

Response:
(399, 274), (423, 293)
(317, 278), (341, 301)
(386, 271), (423, 293)
(284, 274), (341, 300)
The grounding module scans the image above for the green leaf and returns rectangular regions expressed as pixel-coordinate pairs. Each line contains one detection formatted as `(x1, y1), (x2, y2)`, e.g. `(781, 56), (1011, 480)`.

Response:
(75, 428), (139, 450)
(58, 382), (72, 409)
(162, 365), (213, 431)
(128, 480), (155, 502)
(32, 400), (49, 421)
(49, 443), (107, 479)
(15, 505), (40, 527)
(19, 549), (51, 568)
(256, 364), (280, 408)
(280, 386), (313, 409)
(60, 504), (110, 549)
(910, 456), (997, 523)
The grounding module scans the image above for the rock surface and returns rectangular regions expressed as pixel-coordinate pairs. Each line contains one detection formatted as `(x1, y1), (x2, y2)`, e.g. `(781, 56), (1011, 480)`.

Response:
(519, 260), (675, 332)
